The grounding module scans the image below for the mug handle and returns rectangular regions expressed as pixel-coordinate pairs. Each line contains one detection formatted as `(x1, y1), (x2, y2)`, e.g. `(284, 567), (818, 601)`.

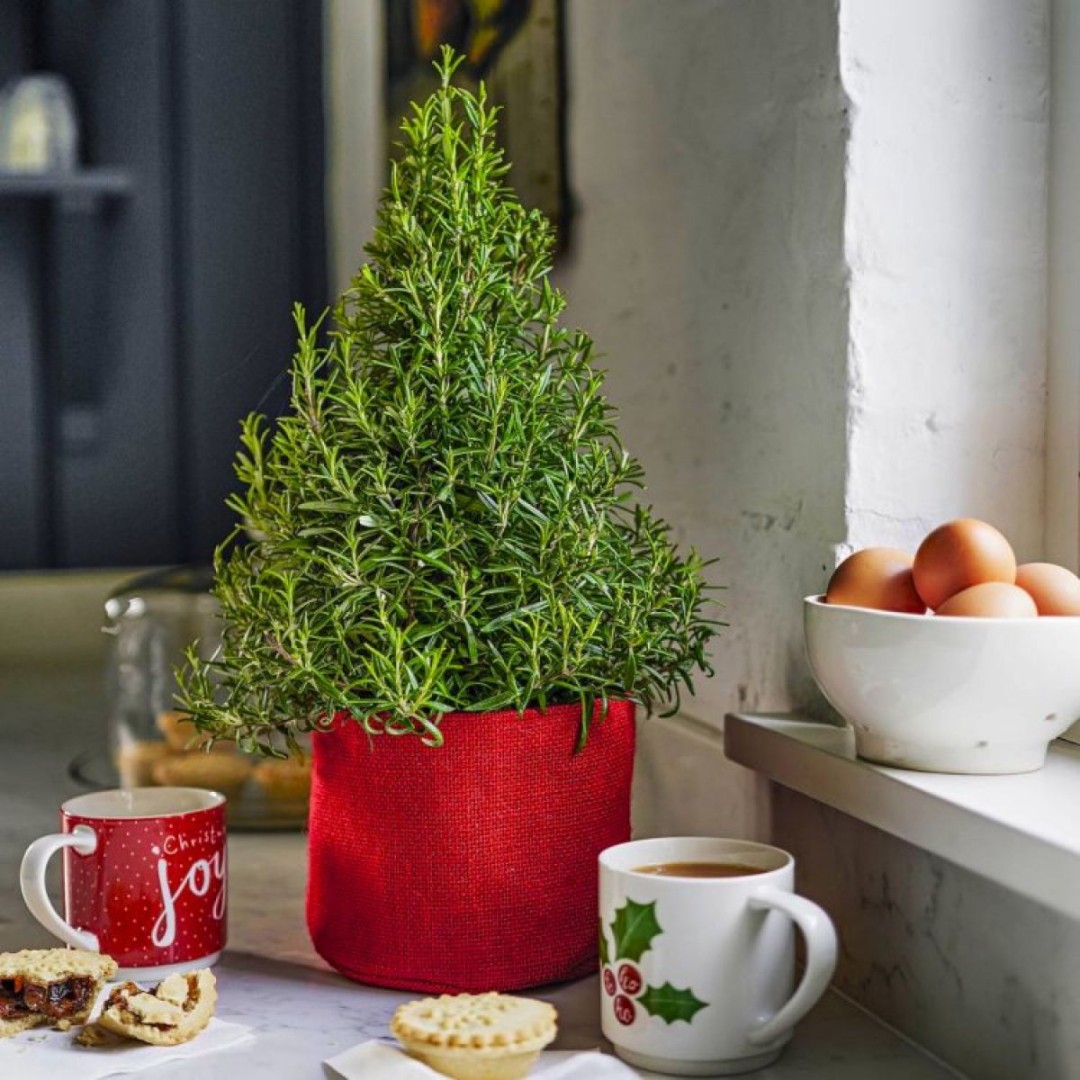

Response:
(745, 885), (838, 1046)
(20, 825), (101, 952)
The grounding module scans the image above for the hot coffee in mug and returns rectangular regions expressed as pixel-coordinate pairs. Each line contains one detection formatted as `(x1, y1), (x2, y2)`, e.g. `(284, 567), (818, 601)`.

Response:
(21, 787), (226, 978)
(599, 837), (838, 1076)
(633, 861), (768, 879)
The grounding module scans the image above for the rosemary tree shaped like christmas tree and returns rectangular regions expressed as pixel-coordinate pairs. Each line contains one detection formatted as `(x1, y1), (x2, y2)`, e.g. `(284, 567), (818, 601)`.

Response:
(181, 49), (720, 754)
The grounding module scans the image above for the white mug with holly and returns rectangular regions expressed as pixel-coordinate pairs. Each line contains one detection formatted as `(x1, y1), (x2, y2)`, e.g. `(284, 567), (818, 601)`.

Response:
(598, 836), (838, 1076)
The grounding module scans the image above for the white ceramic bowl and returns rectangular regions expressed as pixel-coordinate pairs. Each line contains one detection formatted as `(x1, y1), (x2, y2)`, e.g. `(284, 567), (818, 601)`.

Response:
(804, 595), (1080, 774)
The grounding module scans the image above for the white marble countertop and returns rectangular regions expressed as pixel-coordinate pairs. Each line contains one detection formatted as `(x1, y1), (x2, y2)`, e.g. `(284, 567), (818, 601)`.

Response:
(0, 662), (959, 1078)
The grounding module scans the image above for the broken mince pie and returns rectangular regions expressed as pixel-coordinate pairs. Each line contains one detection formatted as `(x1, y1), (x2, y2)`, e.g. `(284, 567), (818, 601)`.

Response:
(0, 948), (117, 1038)
(87, 968), (217, 1046)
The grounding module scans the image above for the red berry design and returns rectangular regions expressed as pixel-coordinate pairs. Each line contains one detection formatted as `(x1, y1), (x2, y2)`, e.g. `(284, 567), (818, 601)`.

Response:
(602, 967), (617, 997)
(613, 994), (636, 1026)
(618, 963), (642, 995)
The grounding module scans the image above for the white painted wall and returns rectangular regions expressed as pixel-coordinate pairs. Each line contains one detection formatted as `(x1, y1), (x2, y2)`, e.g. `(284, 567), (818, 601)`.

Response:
(839, 0), (1050, 563)
(558, 0), (1050, 731)
(1048, 0), (1080, 571)
(557, 0), (850, 728)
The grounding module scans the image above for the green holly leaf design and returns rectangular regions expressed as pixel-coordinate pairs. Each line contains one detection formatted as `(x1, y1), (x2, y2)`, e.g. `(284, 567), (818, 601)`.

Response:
(611, 898), (662, 962)
(638, 982), (709, 1024)
(599, 918), (610, 967)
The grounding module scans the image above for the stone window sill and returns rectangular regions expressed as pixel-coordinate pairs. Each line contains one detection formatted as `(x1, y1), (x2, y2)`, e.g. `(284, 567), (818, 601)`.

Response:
(724, 712), (1080, 921)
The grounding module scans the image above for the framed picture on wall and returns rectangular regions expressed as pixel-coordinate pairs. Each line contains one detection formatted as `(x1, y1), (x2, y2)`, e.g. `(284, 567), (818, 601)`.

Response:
(385, 0), (568, 240)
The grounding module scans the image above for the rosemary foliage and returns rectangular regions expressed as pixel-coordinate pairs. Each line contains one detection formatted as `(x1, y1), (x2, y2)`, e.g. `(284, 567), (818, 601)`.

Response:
(179, 49), (722, 754)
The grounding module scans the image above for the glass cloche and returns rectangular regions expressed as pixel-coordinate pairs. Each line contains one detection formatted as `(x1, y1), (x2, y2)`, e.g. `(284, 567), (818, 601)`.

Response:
(102, 566), (309, 829)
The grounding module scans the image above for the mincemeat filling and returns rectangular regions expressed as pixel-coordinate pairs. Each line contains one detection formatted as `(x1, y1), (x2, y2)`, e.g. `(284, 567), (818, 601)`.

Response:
(0, 976), (94, 1019)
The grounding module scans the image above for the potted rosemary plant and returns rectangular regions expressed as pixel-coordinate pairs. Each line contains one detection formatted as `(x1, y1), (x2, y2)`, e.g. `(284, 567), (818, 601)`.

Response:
(180, 50), (719, 993)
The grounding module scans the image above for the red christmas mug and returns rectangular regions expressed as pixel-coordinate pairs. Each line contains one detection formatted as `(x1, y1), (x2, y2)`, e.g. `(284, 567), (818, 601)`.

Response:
(20, 787), (226, 978)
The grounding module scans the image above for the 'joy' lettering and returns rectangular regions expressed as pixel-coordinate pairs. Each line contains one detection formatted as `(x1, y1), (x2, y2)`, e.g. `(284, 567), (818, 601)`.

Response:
(151, 851), (226, 948)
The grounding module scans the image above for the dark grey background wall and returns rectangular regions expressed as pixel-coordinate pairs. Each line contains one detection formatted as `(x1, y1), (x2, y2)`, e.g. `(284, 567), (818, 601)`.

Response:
(0, 0), (327, 569)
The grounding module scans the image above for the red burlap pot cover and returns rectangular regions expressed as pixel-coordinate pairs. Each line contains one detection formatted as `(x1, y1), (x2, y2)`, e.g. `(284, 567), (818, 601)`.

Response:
(307, 700), (635, 993)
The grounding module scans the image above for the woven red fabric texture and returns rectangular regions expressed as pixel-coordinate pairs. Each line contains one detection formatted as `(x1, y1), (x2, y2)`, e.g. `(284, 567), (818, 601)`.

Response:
(306, 700), (635, 993)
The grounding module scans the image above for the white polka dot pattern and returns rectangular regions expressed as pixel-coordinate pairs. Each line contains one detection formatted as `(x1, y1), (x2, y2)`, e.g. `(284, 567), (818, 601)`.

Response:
(60, 803), (227, 969)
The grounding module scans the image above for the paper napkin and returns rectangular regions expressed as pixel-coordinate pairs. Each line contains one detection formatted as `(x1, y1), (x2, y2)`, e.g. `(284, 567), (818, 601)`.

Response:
(0, 1017), (254, 1080)
(325, 1040), (643, 1078)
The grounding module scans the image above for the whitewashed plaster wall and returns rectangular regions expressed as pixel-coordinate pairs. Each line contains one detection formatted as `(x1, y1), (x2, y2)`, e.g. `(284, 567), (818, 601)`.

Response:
(1048, 0), (1080, 571)
(558, 0), (1050, 733)
(839, 0), (1049, 561)
(556, 0), (850, 731)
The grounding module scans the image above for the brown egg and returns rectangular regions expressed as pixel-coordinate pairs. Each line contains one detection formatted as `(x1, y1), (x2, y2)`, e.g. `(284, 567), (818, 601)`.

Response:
(913, 519), (1016, 609)
(825, 548), (925, 613)
(935, 582), (1037, 618)
(1015, 563), (1080, 616)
